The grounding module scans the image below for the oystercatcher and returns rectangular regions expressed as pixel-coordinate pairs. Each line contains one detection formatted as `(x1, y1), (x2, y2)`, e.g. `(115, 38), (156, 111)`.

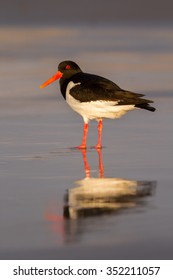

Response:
(40, 60), (155, 149)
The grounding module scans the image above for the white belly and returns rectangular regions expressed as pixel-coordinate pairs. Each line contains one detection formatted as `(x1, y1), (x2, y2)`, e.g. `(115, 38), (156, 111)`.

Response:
(66, 81), (136, 123)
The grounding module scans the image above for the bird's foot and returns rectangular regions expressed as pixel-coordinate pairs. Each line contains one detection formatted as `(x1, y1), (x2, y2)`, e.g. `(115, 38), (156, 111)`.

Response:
(76, 145), (87, 150)
(74, 144), (103, 150)
(95, 144), (102, 150)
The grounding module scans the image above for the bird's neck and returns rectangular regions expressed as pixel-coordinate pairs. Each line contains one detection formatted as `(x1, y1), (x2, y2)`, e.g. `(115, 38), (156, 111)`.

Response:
(60, 72), (82, 99)
(59, 78), (70, 100)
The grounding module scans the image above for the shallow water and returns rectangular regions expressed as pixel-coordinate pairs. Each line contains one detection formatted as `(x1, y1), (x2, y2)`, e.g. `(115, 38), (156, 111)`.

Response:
(0, 24), (173, 259)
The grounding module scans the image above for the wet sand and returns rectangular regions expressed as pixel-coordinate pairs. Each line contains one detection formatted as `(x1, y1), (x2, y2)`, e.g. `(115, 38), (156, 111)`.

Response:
(0, 24), (173, 259)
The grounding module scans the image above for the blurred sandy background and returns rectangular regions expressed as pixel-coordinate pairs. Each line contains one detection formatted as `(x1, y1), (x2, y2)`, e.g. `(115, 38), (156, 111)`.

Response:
(0, 0), (173, 24)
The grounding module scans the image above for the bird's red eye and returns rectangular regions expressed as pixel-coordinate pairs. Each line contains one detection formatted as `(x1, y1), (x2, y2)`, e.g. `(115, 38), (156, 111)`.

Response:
(66, 65), (71, 70)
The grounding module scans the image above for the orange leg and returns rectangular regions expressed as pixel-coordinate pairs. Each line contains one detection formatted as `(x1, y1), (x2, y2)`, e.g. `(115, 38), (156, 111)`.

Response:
(95, 119), (103, 149)
(77, 122), (89, 149)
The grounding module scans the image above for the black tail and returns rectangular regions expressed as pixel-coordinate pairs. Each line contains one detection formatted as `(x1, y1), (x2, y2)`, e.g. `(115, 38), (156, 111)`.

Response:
(135, 103), (156, 112)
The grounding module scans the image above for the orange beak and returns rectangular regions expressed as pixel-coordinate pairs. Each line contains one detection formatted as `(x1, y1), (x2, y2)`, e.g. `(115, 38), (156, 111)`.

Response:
(40, 71), (63, 89)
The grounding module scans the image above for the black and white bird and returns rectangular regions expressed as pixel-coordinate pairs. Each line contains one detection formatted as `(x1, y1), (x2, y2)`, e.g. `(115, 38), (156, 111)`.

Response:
(40, 60), (155, 149)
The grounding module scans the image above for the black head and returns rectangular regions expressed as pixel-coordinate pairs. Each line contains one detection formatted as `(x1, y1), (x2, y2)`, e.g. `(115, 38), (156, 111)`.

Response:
(40, 60), (82, 89)
(58, 61), (82, 79)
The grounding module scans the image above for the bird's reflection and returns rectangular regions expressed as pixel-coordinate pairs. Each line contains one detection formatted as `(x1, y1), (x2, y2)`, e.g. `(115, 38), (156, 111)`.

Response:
(63, 149), (156, 220)
(45, 149), (156, 243)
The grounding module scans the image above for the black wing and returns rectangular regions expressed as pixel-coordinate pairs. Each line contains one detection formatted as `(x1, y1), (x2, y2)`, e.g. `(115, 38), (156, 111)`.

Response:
(70, 72), (155, 111)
